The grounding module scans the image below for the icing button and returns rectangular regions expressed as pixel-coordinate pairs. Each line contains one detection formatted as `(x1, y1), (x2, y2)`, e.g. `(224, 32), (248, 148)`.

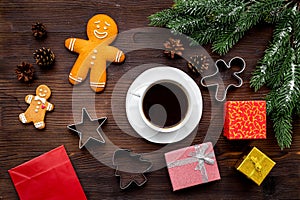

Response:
(91, 62), (95, 65)
(92, 56), (96, 60)
(38, 102), (41, 105)
(35, 109), (38, 113)
(36, 106), (39, 109)
(93, 49), (97, 54)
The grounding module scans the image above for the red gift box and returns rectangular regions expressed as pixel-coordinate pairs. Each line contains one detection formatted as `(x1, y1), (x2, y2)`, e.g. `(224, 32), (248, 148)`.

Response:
(224, 101), (266, 139)
(165, 142), (220, 191)
(8, 145), (87, 200)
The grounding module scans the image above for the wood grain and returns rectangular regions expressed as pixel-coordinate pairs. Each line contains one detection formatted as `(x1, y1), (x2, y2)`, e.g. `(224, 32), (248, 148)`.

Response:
(0, 0), (299, 199)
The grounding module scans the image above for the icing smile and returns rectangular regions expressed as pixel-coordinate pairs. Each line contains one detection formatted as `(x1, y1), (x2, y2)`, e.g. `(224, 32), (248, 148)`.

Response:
(39, 93), (46, 97)
(94, 30), (108, 39)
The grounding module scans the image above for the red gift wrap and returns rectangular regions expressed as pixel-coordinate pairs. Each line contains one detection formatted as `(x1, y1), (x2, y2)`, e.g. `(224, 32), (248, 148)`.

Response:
(165, 142), (220, 191)
(8, 145), (87, 200)
(224, 101), (266, 139)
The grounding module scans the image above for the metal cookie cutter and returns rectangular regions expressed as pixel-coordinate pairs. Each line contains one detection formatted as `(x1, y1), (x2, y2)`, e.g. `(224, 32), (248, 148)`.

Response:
(200, 57), (246, 102)
(113, 149), (152, 189)
(67, 108), (107, 149)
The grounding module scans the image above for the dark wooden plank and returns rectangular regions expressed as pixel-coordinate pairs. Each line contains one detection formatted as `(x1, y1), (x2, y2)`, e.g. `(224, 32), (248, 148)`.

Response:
(0, 0), (299, 199)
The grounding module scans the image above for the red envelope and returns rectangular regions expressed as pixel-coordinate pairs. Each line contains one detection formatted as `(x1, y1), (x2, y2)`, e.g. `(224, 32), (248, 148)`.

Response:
(8, 145), (87, 200)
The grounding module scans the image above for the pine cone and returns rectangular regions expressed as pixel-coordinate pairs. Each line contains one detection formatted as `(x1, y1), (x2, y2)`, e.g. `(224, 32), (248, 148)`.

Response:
(33, 47), (55, 67)
(32, 22), (47, 39)
(187, 54), (210, 75)
(15, 62), (35, 82)
(163, 38), (184, 59)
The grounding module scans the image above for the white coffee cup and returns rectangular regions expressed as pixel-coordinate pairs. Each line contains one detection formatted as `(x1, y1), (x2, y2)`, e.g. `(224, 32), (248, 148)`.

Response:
(130, 79), (192, 133)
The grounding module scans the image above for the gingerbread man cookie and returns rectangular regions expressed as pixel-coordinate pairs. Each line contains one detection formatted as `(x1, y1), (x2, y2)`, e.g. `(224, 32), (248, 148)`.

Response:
(19, 84), (54, 129)
(65, 14), (125, 92)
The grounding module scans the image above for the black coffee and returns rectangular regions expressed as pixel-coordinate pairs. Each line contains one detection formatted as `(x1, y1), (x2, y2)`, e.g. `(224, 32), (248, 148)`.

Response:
(142, 82), (188, 128)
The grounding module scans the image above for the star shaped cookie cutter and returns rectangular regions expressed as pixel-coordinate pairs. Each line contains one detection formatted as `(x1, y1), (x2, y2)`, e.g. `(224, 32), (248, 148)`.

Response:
(67, 108), (107, 149)
(200, 57), (246, 102)
(113, 149), (152, 190)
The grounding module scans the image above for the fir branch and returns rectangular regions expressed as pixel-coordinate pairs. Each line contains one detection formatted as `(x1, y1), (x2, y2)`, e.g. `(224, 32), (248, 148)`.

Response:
(212, 0), (286, 55)
(254, 5), (300, 148)
(264, 0), (294, 23)
(250, 8), (294, 91)
(250, 40), (286, 92)
(269, 51), (299, 148)
(174, 0), (220, 16)
(293, 11), (300, 118)
(296, 105), (300, 117)
(266, 93), (277, 115)
(212, 26), (243, 55)
(267, 45), (292, 89)
(214, 3), (245, 24)
(267, 12), (294, 89)
(273, 114), (293, 149)
(270, 49), (299, 115)
(189, 25), (227, 45)
(148, 8), (178, 27)
(166, 16), (207, 35)
(293, 9), (300, 50)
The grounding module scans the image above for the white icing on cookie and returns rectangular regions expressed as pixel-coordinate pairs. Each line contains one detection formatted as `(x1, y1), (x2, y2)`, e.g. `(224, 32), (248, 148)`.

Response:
(68, 38), (76, 51)
(90, 82), (105, 88)
(93, 30), (108, 39)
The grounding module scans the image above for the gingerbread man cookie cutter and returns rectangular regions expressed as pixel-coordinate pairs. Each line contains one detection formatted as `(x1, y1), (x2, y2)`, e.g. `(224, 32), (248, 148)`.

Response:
(200, 57), (246, 102)
(19, 84), (54, 129)
(65, 14), (125, 93)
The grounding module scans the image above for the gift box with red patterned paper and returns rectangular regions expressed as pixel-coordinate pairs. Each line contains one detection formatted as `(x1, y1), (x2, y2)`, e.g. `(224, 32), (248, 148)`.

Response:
(224, 101), (266, 139)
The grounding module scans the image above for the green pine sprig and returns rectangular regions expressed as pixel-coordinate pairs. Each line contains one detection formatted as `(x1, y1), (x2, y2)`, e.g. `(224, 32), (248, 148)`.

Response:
(212, 0), (285, 54)
(149, 8), (179, 27)
(251, 6), (300, 149)
(149, 0), (288, 55)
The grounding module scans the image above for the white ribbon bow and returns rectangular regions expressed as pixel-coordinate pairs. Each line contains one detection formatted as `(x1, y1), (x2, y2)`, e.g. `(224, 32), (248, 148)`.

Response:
(189, 144), (215, 182)
(189, 144), (215, 167)
(167, 143), (215, 183)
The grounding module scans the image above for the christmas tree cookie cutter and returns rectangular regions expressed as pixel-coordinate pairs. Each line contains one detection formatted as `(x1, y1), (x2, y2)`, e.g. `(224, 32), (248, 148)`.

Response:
(113, 149), (152, 189)
(200, 57), (246, 102)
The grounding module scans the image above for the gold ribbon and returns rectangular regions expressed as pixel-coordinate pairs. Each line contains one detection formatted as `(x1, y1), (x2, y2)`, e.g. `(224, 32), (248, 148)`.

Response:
(248, 156), (265, 177)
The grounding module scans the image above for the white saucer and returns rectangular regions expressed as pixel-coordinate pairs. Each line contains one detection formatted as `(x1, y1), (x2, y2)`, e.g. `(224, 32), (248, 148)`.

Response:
(126, 67), (203, 144)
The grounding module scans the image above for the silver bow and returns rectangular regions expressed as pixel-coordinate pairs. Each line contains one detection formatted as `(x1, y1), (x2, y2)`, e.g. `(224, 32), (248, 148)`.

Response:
(189, 144), (215, 182)
(34, 96), (46, 104)
(167, 143), (215, 183)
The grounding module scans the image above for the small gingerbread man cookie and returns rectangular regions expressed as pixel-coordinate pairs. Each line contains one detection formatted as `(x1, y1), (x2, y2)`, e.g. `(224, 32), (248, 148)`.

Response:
(65, 14), (125, 92)
(19, 84), (54, 129)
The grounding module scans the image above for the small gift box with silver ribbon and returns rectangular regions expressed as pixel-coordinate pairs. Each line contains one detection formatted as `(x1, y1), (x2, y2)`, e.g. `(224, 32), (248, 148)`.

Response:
(235, 147), (276, 186)
(165, 142), (221, 191)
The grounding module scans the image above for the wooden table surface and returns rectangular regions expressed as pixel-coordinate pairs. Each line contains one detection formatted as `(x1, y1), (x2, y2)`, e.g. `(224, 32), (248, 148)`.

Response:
(1, 0), (299, 199)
